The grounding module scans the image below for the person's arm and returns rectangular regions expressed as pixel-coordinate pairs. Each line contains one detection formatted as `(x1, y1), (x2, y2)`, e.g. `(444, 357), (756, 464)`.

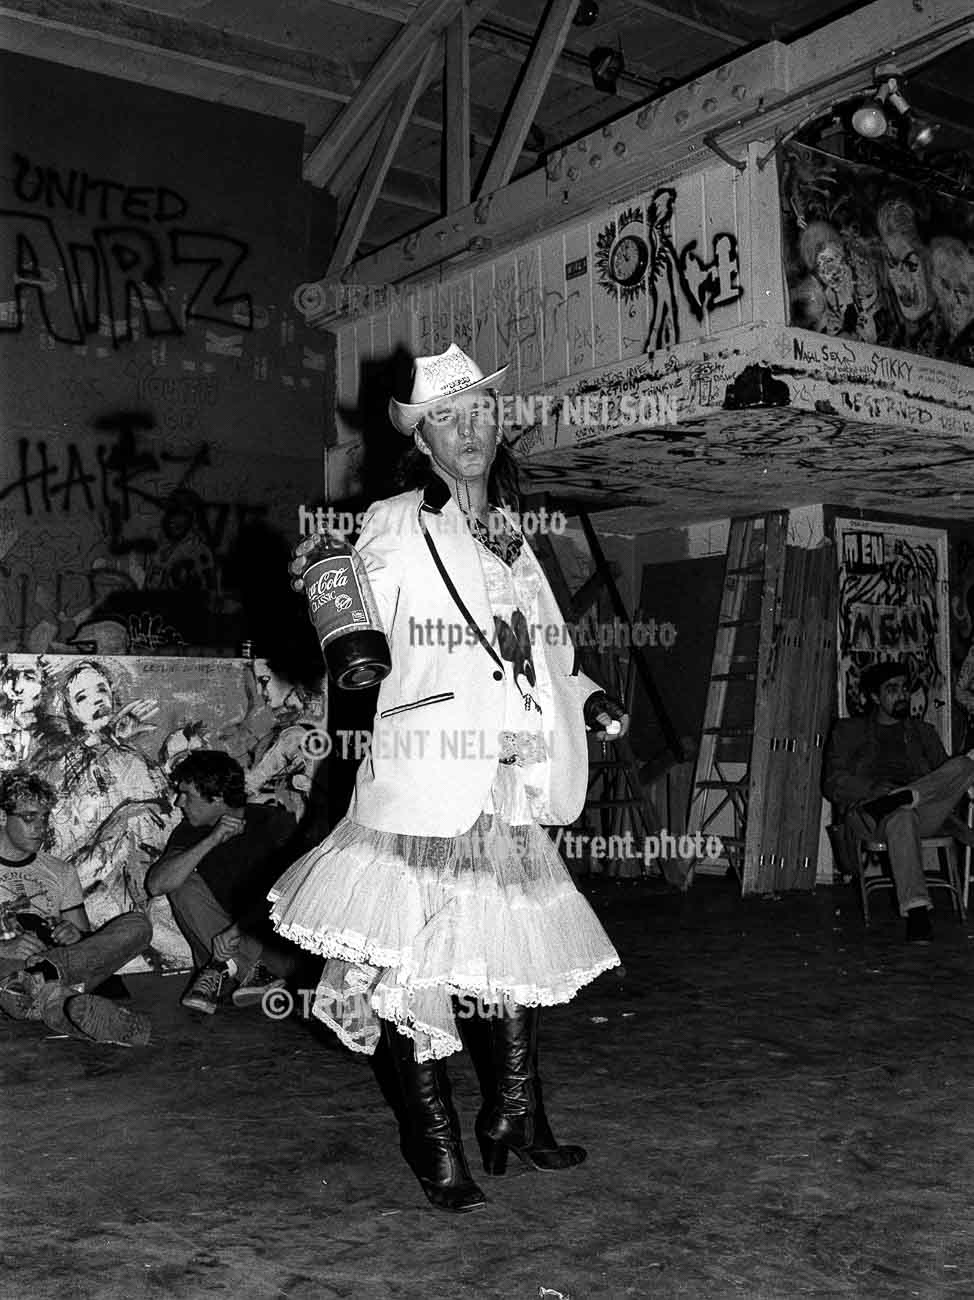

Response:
(49, 863), (90, 946)
(145, 816), (245, 897)
(50, 905), (90, 946)
(918, 721), (949, 770)
(822, 721), (881, 806)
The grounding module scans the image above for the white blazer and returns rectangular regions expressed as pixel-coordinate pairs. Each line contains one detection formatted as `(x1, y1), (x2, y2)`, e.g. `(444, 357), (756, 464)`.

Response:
(346, 485), (601, 837)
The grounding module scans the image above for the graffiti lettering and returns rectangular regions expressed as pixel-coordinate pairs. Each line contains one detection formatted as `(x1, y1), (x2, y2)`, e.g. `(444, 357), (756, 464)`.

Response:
(12, 152), (189, 224)
(0, 212), (253, 345)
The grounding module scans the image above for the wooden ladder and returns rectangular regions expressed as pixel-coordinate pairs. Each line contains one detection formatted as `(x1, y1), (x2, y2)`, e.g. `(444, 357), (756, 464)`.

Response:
(531, 506), (682, 879)
(684, 512), (788, 886)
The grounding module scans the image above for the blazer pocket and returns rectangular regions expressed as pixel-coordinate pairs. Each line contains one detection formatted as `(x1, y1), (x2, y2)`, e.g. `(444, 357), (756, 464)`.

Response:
(379, 691), (455, 719)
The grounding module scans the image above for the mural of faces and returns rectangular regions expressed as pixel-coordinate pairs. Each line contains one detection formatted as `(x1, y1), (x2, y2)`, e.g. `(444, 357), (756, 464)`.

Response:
(929, 236), (974, 340)
(782, 145), (969, 362)
(879, 229), (931, 321)
(0, 662), (44, 721)
(64, 663), (115, 732)
(253, 657), (300, 712)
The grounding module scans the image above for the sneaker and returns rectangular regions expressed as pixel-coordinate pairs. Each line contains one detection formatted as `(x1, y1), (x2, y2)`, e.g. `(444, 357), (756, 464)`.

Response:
(905, 907), (933, 944)
(181, 963), (229, 1015)
(231, 962), (286, 1008)
(63, 993), (151, 1046)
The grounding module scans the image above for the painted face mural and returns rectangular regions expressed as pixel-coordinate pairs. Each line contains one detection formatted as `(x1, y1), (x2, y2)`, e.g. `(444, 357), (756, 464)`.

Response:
(65, 665), (114, 731)
(0, 664), (43, 719)
(253, 657), (297, 712)
(882, 234), (930, 321)
(929, 236), (974, 339)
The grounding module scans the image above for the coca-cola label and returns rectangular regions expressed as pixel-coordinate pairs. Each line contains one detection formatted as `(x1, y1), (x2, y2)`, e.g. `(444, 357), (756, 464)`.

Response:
(305, 556), (373, 646)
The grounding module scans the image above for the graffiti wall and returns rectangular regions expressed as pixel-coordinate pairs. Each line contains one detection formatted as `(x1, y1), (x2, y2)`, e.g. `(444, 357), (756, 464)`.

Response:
(331, 163), (748, 497)
(0, 653), (326, 971)
(834, 518), (950, 746)
(0, 53), (334, 651)
(781, 142), (974, 367)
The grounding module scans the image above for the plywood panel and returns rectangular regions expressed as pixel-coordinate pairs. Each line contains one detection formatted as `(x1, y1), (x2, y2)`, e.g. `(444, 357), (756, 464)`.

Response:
(563, 219), (594, 375)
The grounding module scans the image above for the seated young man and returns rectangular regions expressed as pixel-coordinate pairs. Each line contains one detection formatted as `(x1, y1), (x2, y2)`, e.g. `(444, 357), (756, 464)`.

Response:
(147, 750), (298, 1014)
(823, 661), (974, 943)
(0, 770), (152, 1046)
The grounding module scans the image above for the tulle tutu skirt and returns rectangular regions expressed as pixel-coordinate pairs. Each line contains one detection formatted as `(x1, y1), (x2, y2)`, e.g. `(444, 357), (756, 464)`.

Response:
(268, 811), (620, 1061)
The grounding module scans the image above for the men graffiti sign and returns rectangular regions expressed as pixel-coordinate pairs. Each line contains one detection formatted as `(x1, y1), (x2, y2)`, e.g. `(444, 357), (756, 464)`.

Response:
(835, 518), (951, 745)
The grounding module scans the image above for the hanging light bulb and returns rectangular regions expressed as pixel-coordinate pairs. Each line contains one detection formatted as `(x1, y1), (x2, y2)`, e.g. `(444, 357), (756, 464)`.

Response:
(851, 96), (889, 138)
(906, 115), (941, 151)
(851, 76), (910, 140)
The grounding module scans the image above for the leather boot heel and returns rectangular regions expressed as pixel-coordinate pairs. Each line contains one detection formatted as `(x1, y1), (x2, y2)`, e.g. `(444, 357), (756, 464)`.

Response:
(382, 1022), (486, 1213)
(477, 1131), (510, 1176)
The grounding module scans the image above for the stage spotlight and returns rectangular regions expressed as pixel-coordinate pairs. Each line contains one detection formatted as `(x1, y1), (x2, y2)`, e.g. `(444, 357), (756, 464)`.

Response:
(851, 97), (889, 138)
(851, 76), (911, 140)
(589, 45), (624, 93)
(573, 0), (599, 26)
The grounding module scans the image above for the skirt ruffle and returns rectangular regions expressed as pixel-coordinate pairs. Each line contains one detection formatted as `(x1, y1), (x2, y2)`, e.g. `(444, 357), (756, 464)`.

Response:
(268, 813), (620, 1060)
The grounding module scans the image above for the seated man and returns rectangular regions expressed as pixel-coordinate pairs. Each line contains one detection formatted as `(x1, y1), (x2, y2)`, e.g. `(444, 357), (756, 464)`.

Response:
(147, 750), (297, 1014)
(0, 770), (152, 1045)
(823, 662), (974, 942)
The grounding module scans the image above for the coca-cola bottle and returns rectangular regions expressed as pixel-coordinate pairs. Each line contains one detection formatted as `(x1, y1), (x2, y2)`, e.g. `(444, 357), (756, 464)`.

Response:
(302, 534), (391, 690)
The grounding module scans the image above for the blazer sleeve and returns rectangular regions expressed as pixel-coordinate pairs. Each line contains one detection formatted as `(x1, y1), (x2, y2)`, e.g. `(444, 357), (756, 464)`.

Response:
(353, 501), (403, 637)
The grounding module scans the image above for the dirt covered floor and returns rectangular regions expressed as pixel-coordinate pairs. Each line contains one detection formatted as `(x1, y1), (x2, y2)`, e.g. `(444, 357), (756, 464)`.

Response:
(5, 875), (974, 1300)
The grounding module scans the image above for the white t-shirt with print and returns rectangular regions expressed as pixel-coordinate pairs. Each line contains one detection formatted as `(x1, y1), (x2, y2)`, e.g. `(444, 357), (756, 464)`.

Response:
(0, 850), (84, 922)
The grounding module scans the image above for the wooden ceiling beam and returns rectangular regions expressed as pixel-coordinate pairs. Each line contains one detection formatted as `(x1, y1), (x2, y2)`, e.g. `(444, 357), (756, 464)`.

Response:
(477, 0), (579, 196)
(326, 44), (439, 276)
(470, 23), (649, 101)
(444, 7), (471, 210)
(314, 0), (499, 194)
(624, 0), (753, 48)
(302, 0), (469, 187)
(0, 0), (360, 101)
(382, 168), (442, 212)
(312, 0), (973, 306)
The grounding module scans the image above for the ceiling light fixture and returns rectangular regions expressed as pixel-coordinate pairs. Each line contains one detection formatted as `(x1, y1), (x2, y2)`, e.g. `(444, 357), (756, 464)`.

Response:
(850, 76), (908, 138)
(849, 73), (941, 152)
(589, 45), (624, 94)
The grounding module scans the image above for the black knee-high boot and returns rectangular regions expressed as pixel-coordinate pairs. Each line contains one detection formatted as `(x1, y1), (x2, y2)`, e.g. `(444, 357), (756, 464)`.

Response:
(380, 1020), (486, 1213)
(468, 1005), (587, 1175)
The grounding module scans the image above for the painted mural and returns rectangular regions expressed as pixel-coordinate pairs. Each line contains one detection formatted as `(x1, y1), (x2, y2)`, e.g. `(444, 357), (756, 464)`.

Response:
(0, 653), (325, 971)
(833, 519), (950, 746)
(781, 142), (974, 367)
(330, 165), (748, 500)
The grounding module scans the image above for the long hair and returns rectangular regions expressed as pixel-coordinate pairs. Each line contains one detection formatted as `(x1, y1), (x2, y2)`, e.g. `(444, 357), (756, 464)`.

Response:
(393, 434), (522, 514)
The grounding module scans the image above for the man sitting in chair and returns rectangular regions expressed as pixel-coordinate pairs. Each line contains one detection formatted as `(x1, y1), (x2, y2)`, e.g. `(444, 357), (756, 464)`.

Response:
(823, 661), (974, 943)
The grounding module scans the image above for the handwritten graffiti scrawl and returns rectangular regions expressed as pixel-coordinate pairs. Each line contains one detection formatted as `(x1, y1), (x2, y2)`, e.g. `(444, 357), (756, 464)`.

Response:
(595, 187), (743, 349)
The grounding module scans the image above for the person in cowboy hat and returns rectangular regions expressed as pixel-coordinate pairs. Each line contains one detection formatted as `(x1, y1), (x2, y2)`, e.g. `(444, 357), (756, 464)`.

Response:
(269, 343), (628, 1213)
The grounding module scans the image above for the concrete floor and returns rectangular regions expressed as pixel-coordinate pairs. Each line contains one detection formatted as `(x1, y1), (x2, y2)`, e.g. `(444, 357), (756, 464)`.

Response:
(5, 875), (974, 1300)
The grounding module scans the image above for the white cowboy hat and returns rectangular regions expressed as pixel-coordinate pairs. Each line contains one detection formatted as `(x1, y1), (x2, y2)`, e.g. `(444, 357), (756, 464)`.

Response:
(388, 343), (508, 435)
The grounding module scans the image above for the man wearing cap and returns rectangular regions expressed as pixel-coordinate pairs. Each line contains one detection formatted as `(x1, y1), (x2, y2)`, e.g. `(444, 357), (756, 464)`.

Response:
(823, 661), (974, 942)
(269, 342), (628, 1213)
